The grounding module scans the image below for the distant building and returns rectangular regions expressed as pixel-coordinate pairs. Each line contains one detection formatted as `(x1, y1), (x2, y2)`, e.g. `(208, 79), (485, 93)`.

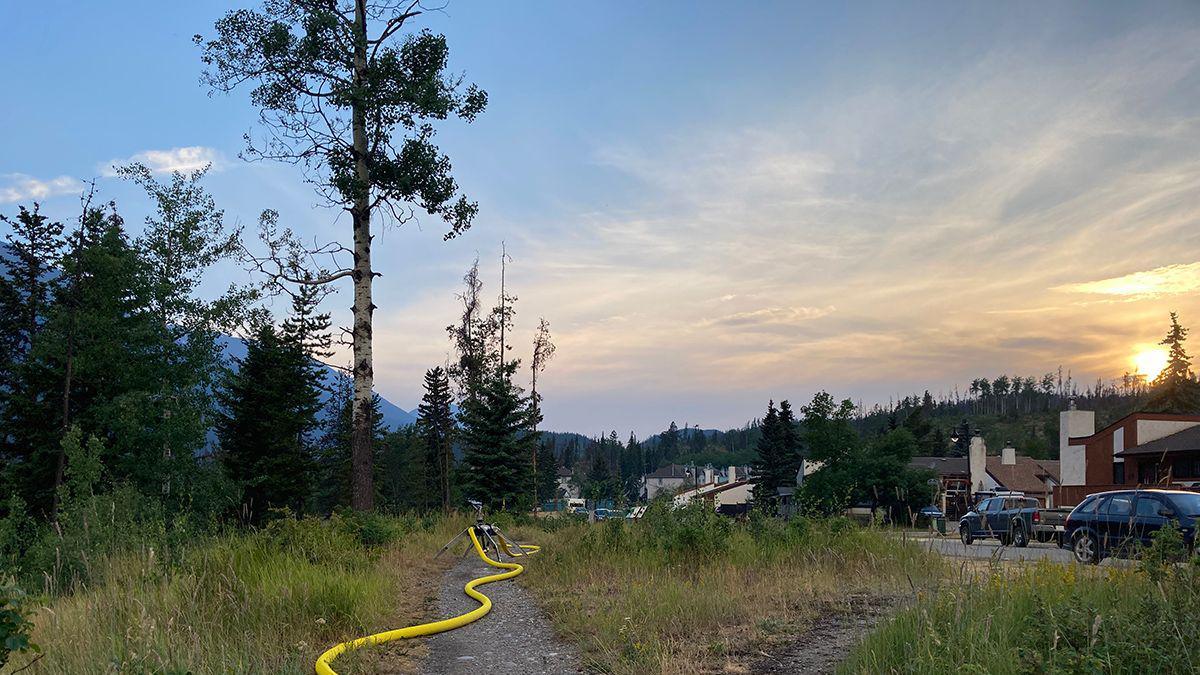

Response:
(556, 465), (579, 500)
(672, 477), (753, 515)
(966, 437), (1061, 508)
(1055, 402), (1200, 505)
(644, 463), (694, 500)
(908, 456), (970, 517)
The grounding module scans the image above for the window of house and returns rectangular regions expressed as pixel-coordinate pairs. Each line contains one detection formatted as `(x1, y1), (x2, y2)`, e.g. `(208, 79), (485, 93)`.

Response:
(1112, 461), (1125, 485)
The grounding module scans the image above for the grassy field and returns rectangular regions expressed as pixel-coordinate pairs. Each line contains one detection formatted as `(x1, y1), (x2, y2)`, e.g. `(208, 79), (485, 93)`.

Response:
(840, 556), (1200, 674)
(3, 513), (469, 675)
(522, 504), (944, 674)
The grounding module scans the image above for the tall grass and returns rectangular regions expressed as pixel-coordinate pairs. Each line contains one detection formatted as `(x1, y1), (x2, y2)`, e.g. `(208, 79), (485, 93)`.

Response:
(840, 558), (1200, 674)
(523, 503), (943, 674)
(2, 513), (470, 675)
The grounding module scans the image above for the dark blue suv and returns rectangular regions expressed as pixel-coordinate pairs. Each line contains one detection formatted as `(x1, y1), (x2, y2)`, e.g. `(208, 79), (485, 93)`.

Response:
(1063, 489), (1200, 564)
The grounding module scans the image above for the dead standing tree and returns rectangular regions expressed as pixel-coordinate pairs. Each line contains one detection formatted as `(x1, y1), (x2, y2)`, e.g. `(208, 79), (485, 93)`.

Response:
(529, 317), (554, 510)
(197, 0), (486, 510)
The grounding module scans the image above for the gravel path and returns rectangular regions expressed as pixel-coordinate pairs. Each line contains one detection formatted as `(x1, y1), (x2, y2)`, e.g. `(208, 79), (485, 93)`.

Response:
(423, 554), (586, 675)
(749, 594), (898, 674)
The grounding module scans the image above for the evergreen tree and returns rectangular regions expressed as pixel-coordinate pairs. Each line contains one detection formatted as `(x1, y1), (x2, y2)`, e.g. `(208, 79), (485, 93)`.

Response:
(0, 204), (63, 376)
(750, 400), (783, 506)
(0, 204), (64, 503)
(217, 323), (321, 524)
(661, 421), (680, 461)
(1146, 312), (1200, 414)
(562, 436), (578, 470)
(417, 366), (455, 512)
(448, 259), (542, 512)
(585, 453), (613, 502)
(777, 400), (802, 486)
(534, 442), (558, 503)
(7, 209), (161, 515)
(457, 366), (536, 511)
(378, 425), (430, 512)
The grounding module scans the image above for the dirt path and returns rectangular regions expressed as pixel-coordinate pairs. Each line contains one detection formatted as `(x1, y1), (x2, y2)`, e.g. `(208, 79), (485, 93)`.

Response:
(422, 555), (586, 675)
(749, 594), (898, 674)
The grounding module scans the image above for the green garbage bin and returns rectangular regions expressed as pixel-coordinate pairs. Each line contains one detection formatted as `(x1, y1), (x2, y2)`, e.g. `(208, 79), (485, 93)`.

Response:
(935, 517), (946, 535)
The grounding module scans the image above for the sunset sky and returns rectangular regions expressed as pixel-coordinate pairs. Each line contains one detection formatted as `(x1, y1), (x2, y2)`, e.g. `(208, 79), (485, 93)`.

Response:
(3, 1), (1200, 436)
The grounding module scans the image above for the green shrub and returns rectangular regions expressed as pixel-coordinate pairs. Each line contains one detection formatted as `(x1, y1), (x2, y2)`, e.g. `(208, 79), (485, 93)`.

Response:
(0, 578), (38, 668)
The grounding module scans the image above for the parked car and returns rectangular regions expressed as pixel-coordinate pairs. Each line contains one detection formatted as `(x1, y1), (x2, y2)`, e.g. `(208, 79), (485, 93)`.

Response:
(1063, 489), (1200, 564)
(960, 496), (1036, 546)
(919, 506), (944, 519)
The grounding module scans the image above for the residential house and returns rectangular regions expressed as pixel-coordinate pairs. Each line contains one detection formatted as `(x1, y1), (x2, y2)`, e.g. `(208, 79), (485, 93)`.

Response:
(556, 465), (579, 500)
(967, 436), (1061, 508)
(1055, 402), (1200, 505)
(908, 456), (970, 518)
(644, 463), (694, 500)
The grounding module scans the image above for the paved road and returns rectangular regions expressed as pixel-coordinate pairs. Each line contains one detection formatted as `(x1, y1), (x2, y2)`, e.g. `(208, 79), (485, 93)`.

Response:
(914, 535), (1075, 563)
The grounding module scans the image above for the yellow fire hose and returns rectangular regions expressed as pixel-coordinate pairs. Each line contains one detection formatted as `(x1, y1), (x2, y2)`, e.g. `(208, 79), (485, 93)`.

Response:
(314, 527), (540, 675)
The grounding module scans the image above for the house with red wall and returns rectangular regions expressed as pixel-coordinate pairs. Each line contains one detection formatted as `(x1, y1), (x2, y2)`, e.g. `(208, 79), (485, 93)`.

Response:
(1054, 400), (1200, 506)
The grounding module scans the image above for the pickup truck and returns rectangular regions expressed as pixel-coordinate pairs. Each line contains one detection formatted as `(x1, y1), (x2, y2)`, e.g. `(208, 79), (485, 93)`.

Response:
(958, 495), (1070, 547)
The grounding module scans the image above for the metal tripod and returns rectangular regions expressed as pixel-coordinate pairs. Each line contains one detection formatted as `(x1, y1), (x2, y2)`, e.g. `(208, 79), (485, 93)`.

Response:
(435, 499), (531, 561)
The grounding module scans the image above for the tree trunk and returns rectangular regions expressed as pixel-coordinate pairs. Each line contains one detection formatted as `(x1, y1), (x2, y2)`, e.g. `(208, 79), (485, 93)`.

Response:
(349, 0), (375, 512)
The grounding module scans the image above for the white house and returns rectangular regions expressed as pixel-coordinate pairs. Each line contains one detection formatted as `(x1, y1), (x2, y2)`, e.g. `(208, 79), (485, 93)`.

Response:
(644, 464), (694, 500)
(556, 465), (579, 500)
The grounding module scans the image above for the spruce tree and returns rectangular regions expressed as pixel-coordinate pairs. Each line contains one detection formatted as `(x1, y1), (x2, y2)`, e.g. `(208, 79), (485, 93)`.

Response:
(585, 453), (613, 502)
(534, 442), (558, 504)
(0, 204), (63, 371)
(217, 323), (321, 524)
(0, 204), (64, 503)
(457, 365), (536, 511)
(417, 366), (455, 512)
(661, 421), (680, 461)
(8, 210), (160, 515)
(750, 400), (783, 506)
(1146, 312), (1200, 414)
(777, 400), (802, 487)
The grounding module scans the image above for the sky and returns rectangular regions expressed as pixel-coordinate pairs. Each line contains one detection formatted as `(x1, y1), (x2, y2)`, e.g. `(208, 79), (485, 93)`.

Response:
(3, 1), (1200, 437)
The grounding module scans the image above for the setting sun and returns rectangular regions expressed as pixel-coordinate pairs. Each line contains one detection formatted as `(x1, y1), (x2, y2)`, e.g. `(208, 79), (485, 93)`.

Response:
(1133, 348), (1169, 381)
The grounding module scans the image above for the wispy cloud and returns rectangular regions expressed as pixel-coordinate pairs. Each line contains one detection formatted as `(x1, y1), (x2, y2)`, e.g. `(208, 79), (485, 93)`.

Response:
(99, 146), (224, 177)
(707, 306), (836, 328)
(0, 173), (84, 204)
(1053, 263), (1200, 298)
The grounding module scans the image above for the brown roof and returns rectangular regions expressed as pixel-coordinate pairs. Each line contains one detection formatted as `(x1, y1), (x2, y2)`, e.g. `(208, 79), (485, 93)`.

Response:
(556, 465), (573, 478)
(1116, 423), (1200, 457)
(986, 456), (1060, 495)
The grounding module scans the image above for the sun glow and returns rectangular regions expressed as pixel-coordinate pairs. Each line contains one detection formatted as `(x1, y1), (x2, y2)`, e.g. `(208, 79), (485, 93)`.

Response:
(1133, 348), (1169, 381)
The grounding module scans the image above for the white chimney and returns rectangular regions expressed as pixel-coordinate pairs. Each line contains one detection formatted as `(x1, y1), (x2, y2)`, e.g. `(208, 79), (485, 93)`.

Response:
(728, 465), (736, 483)
(1001, 443), (1016, 466)
(1059, 403), (1095, 487)
(703, 467), (714, 485)
(969, 434), (988, 493)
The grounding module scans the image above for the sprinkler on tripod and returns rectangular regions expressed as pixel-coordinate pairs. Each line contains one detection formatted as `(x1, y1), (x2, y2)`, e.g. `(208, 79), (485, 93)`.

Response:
(436, 499), (531, 561)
